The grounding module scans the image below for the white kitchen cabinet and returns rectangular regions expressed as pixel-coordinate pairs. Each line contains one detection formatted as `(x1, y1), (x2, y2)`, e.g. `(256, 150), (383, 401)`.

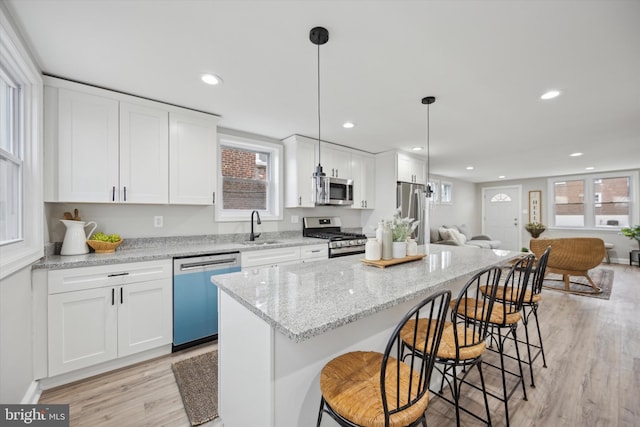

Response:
(44, 76), (219, 205)
(120, 102), (169, 203)
(350, 152), (375, 209)
(283, 135), (317, 208)
(322, 144), (351, 179)
(300, 244), (328, 262)
(397, 152), (426, 184)
(53, 88), (119, 202)
(241, 246), (302, 269)
(169, 111), (218, 205)
(47, 260), (172, 376)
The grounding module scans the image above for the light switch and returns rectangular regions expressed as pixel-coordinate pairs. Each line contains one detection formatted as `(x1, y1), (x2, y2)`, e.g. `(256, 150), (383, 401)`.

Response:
(154, 216), (163, 228)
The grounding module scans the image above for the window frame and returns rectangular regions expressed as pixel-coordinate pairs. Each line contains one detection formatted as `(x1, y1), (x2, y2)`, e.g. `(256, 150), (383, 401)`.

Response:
(215, 133), (283, 222)
(0, 7), (44, 279)
(546, 170), (639, 231)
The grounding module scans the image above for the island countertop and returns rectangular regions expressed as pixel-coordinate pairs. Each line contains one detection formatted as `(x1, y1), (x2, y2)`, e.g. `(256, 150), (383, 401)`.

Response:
(212, 244), (520, 342)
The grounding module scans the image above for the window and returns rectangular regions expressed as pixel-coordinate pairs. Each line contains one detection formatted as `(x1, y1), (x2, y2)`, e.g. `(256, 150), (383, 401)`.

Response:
(0, 9), (44, 279)
(553, 179), (585, 227)
(490, 193), (512, 203)
(0, 74), (21, 243)
(216, 134), (282, 221)
(440, 181), (453, 204)
(548, 172), (637, 229)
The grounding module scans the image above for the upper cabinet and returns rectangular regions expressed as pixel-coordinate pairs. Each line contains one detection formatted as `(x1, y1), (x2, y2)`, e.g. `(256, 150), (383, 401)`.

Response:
(44, 77), (219, 205)
(350, 152), (375, 209)
(283, 135), (316, 207)
(169, 112), (218, 205)
(397, 152), (426, 184)
(321, 144), (351, 179)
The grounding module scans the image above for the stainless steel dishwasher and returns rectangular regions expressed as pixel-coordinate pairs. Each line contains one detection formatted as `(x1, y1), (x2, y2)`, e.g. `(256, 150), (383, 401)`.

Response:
(172, 252), (241, 351)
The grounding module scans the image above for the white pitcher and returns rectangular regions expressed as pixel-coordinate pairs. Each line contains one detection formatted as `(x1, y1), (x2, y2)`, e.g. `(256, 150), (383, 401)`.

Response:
(60, 220), (97, 255)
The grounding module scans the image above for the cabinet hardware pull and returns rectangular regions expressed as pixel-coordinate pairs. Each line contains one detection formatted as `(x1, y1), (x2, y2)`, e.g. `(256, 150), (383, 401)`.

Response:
(299, 196), (302, 206)
(311, 249), (321, 253)
(112, 186), (116, 201)
(111, 288), (115, 305)
(336, 169), (338, 177)
(107, 272), (129, 277)
(123, 186), (127, 201)
(120, 288), (123, 304)
(212, 192), (216, 205)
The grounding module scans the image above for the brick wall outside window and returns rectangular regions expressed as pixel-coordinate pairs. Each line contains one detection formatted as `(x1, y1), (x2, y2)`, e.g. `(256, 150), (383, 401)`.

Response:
(221, 146), (268, 210)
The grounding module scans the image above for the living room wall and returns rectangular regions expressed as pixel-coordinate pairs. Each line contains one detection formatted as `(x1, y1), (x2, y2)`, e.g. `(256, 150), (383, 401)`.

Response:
(429, 174), (479, 234)
(477, 169), (640, 263)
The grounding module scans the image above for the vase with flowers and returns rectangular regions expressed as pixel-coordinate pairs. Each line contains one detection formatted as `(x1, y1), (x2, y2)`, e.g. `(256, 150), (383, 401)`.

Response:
(621, 225), (640, 250)
(389, 208), (419, 258)
(525, 222), (546, 238)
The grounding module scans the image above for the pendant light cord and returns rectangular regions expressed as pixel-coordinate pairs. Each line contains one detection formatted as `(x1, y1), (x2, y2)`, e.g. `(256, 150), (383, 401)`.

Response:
(317, 42), (322, 166)
(427, 102), (430, 185)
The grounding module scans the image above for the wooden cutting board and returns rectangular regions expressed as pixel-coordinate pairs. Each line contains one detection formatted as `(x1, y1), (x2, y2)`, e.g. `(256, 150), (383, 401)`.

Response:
(360, 254), (427, 268)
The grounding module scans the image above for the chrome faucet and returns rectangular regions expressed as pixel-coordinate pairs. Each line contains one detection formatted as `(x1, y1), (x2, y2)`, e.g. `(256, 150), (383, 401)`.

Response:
(249, 210), (261, 241)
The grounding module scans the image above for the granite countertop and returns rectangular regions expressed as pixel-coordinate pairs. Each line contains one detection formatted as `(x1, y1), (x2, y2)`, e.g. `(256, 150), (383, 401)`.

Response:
(33, 233), (324, 270)
(212, 244), (520, 343)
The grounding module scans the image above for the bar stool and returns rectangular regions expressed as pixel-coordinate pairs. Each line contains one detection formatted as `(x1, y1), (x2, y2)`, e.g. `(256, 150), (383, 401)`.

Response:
(317, 290), (451, 427)
(399, 265), (503, 427)
(474, 254), (535, 427)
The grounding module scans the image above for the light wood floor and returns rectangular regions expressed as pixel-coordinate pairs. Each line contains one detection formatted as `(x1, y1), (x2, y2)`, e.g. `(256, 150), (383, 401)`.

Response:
(40, 263), (639, 427)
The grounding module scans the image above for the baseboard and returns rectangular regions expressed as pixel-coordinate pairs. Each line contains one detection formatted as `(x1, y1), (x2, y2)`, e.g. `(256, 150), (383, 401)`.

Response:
(20, 380), (41, 404)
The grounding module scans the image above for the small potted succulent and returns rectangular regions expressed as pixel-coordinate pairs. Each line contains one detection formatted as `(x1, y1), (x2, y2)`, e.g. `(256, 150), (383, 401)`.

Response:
(525, 222), (546, 239)
(390, 209), (419, 258)
(621, 225), (640, 250)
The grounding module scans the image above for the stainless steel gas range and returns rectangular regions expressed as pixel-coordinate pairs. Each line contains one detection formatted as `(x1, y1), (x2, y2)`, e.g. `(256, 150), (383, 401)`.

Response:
(302, 217), (367, 258)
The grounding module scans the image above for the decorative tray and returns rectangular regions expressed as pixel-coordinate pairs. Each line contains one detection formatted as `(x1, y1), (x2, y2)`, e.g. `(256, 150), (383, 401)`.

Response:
(360, 254), (427, 269)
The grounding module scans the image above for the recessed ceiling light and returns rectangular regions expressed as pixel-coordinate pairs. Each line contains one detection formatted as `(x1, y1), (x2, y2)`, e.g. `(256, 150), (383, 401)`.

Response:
(342, 122), (355, 129)
(585, 166), (595, 170)
(201, 73), (223, 85)
(569, 152), (583, 157)
(466, 166), (474, 170)
(412, 146), (423, 151)
(540, 90), (561, 100)
(498, 175), (506, 179)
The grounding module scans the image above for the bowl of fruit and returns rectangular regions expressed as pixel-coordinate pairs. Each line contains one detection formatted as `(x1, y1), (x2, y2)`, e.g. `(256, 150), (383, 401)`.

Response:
(87, 232), (123, 253)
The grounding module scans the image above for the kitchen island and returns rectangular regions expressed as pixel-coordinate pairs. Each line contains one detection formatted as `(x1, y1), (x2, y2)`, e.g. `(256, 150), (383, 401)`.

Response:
(212, 244), (519, 427)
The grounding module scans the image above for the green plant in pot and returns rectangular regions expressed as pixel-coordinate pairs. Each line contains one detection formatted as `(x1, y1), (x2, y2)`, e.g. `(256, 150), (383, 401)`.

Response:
(621, 225), (640, 250)
(525, 222), (546, 238)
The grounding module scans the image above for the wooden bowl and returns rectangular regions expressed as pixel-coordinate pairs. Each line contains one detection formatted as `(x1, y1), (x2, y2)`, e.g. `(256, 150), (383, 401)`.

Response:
(87, 239), (123, 254)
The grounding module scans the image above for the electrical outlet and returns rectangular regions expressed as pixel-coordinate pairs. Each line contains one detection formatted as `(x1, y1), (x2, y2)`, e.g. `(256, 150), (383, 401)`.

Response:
(154, 216), (163, 228)
(291, 215), (299, 224)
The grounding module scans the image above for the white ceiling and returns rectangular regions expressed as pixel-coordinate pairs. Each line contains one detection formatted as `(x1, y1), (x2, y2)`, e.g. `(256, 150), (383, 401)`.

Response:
(6, 0), (640, 183)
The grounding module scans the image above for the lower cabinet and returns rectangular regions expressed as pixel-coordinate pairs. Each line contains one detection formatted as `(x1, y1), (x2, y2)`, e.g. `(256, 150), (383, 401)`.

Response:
(47, 260), (172, 376)
(241, 244), (328, 269)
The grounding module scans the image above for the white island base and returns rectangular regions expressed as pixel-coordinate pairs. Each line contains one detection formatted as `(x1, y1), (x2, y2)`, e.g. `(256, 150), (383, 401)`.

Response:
(219, 280), (467, 427)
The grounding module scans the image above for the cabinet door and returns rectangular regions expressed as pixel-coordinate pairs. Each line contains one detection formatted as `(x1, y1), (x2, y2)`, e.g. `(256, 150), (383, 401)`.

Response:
(397, 153), (426, 184)
(120, 103), (169, 203)
(169, 112), (218, 205)
(48, 287), (117, 376)
(57, 89), (119, 202)
(241, 247), (301, 269)
(283, 135), (316, 207)
(118, 278), (173, 357)
(350, 153), (375, 209)
(323, 145), (351, 179)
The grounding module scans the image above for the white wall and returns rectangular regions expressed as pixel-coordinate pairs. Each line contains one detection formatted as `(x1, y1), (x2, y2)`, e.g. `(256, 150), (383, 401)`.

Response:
(0, 267), (34, 403)
(477, 172), (640, 263)
(428, 174), (479, 233)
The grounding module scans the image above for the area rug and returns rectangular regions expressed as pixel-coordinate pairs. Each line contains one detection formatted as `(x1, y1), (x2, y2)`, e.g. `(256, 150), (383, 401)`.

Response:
(172, 350), (219, 426)
(542, 268), (614, 300)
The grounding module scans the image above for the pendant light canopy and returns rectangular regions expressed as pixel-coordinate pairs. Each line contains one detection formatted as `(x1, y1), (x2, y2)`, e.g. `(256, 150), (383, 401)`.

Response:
(421, 96), (436, 199)
(311, 26), (329, 189)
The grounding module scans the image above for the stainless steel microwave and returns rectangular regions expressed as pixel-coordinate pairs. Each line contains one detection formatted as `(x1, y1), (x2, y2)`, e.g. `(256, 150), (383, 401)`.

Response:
(312, 176), (354, 206)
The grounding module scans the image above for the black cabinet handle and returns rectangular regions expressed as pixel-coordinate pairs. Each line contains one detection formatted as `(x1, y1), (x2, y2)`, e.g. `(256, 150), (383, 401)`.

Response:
(112, 186), (116, 201)
(107, 272), (129, 277)
(123, 186), (127, 201)
(111, 288), (115, 306)
(120, 287), (123, 304)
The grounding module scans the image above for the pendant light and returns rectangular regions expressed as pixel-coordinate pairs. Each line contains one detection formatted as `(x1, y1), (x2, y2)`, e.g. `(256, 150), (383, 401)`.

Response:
(310, 26), (329, 199)
(421, 96), (436, 198)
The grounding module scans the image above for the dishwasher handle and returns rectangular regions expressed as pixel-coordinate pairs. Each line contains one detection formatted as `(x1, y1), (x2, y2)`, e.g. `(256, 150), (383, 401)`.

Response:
(178, 258), (238, 271)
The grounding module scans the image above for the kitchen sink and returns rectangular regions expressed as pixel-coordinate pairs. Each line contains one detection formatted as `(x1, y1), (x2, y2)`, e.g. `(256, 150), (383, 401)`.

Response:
(242, 240), (282, 246)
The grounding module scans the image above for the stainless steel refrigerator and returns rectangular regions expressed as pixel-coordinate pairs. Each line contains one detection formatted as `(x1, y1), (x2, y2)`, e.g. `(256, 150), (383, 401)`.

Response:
(396, 182), (428, 244)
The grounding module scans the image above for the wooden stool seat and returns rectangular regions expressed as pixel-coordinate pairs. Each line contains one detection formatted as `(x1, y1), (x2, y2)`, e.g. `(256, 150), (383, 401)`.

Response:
(452, 298), (522, 325)
(320, 351), (430, 427)
(401, 320), (486, 361)
(480, 285), (542, 304)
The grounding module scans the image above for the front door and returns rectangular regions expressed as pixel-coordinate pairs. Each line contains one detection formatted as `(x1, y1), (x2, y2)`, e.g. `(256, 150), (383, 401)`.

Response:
(482, 186), (522, 251)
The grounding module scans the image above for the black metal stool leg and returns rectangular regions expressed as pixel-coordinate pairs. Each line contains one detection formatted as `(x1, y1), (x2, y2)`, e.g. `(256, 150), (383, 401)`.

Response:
(477, 362), (492, 426)
(522, 309), (536, 387)
(532, 304), (548, 368)
(511, 327), (528, 401)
